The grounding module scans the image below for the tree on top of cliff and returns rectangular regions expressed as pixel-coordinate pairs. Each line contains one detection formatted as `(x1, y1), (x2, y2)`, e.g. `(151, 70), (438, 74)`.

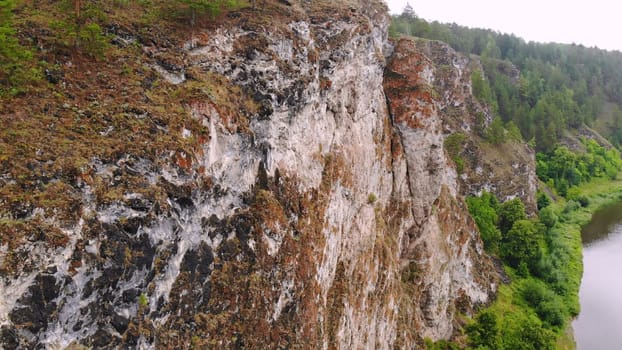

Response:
(401, 2), (416, 19)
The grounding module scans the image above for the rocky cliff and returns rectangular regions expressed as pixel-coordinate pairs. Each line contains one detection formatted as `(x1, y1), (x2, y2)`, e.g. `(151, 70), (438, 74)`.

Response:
(386, 38), (537, 215)
(0, 1), (536, 348)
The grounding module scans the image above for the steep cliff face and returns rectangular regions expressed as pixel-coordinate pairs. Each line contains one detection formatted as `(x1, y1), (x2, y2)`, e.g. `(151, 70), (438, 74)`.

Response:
(0, 2), (522, 349)
(388, 38), (537, 214)
(383, 38), (499, 344)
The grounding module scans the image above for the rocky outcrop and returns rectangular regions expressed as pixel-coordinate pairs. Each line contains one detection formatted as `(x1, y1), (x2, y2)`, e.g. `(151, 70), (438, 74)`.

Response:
(0, 2), (538, 349)
(384, 38), (498, 344)
(390, 38), (537, 214)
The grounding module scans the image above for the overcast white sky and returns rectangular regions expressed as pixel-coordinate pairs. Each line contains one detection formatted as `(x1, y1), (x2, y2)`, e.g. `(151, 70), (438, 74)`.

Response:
(384, 0), (622, 52)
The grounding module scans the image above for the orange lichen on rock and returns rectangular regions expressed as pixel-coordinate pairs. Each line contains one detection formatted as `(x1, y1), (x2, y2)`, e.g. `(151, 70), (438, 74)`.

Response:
(174, 151), (193, 170)
(384, 38), (439, 129)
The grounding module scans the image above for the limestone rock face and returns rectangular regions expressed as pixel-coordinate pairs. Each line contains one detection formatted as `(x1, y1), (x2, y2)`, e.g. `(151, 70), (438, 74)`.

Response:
(0, 3), (530, 349)
(390, 38), (538, 214)
(384, 38), (498, 343)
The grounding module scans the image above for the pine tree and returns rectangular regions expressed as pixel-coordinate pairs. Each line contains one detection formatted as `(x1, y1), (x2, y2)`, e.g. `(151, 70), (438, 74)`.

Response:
(402, 2), (416, 19)
(174, 0), (240, 26)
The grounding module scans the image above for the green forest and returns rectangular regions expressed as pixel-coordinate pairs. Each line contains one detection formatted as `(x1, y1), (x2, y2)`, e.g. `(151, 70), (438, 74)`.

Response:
(391, 5), (622, 350)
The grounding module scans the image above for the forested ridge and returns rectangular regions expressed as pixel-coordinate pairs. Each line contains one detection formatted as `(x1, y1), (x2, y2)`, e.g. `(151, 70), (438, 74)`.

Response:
(391, 6), (622, 152)
(390, 6), (622, 204)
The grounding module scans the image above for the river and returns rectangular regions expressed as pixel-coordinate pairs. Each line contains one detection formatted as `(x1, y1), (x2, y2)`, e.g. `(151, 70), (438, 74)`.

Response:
(573, 201), (622, 349)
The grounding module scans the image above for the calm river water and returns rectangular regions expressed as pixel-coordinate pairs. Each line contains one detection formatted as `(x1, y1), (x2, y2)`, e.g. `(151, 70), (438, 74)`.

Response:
(573, 201), (622, 349)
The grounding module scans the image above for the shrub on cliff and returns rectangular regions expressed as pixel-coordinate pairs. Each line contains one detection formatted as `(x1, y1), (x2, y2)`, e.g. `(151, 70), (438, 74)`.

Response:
(466, 192), (502, 253)
(472, 69), (496, 108)
(485, 116), (505, 145)
(444, 133), (466, 173)
(44, 1), (110, 58)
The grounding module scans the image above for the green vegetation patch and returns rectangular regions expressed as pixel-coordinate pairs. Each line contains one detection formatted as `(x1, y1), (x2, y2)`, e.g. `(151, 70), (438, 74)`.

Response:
(537, 138), (622, 197)
(0, 0), (40, 95)
(444, 132), (466, 173)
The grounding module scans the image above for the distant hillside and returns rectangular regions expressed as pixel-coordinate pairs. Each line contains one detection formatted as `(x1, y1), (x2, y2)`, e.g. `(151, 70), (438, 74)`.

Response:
(390, 11), (622, 151)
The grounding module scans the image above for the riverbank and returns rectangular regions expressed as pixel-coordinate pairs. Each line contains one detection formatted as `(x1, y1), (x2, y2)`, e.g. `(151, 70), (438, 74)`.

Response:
(572, 200), (622, 348)
(476, 176), (622, 350)
(552, 177), (622, 348)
